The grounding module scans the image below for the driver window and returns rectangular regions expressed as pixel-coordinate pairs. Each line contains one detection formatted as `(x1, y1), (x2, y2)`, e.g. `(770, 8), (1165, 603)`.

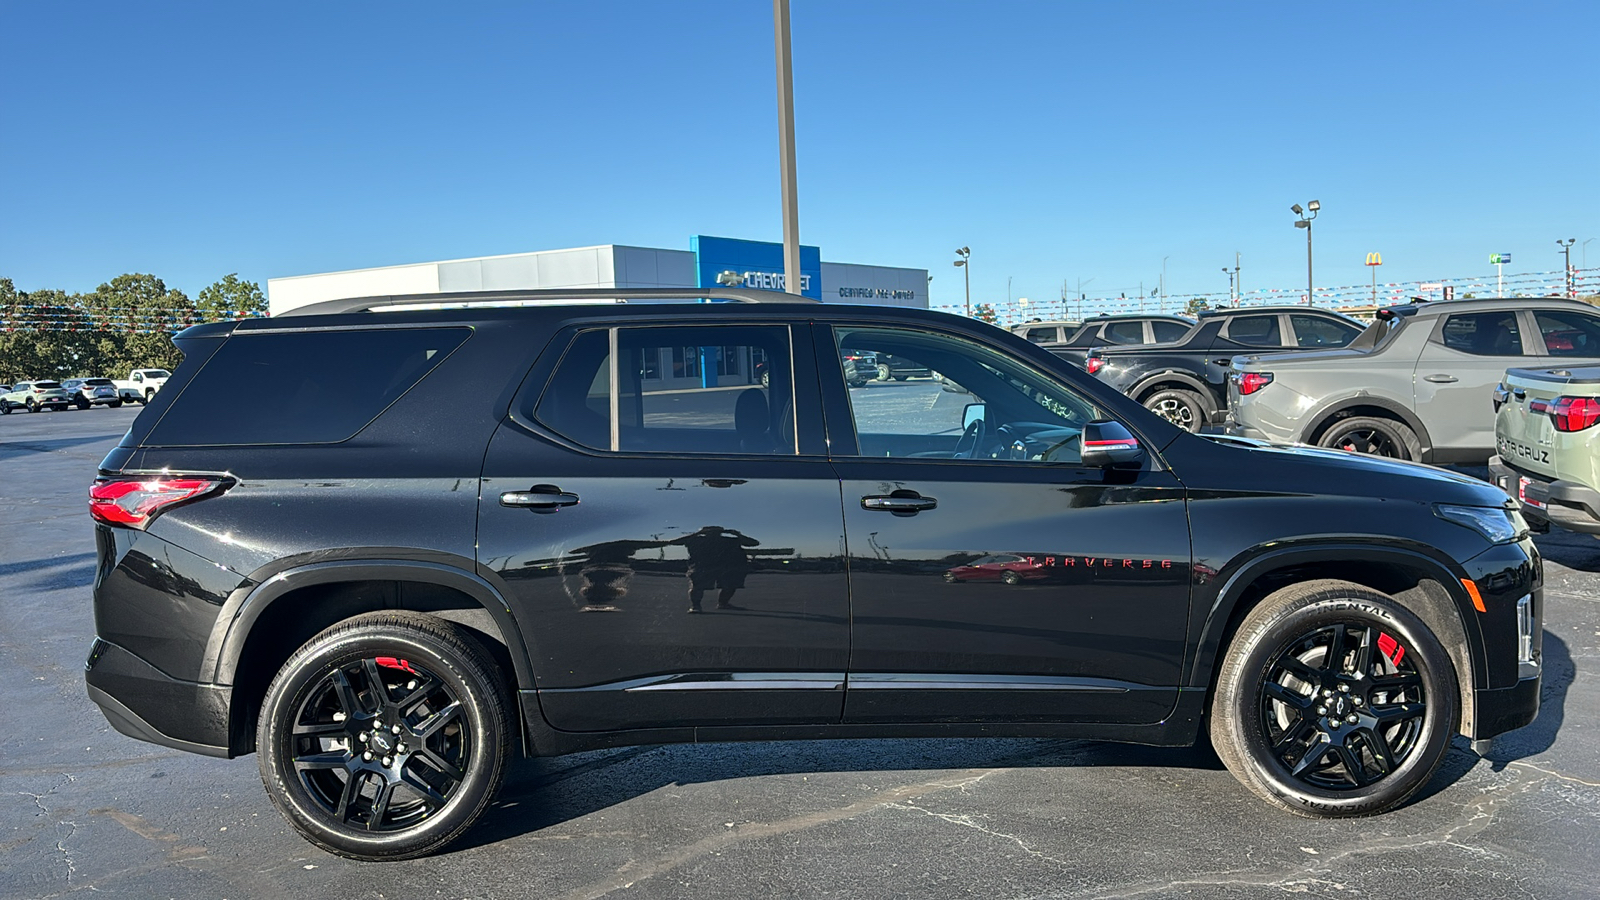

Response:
(833, 326), (1104, 464)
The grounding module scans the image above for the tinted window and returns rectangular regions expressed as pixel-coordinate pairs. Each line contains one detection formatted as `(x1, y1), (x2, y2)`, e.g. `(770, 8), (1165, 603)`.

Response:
(145, 328), (468, 446)
(35, 381), (61, 388)
(1025, 327), (1058, 344)
(534, 325), (795, 455)
(1440, 312), (1523, 356)
(833, 325), (1102, 463)
(1151, 321), (1190, 342)
(1290, 315), (1360, 348)
(84, 378), (113, 386)
(1105, 321), (1146, 344)
(1534, 310), (1600, 357)
(1226, 315), (1281, 346)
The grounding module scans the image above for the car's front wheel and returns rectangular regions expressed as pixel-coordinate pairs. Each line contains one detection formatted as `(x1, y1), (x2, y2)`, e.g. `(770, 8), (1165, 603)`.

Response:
(26, 398), (39, 413)
(1210, 579), (1457, 817)
(257, 612), (511, 860)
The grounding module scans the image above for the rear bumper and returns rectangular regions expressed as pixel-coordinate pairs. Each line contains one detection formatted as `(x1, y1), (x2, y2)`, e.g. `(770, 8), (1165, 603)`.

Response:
(1488, 456), (1600, 535)
(84, 638), (233, 757)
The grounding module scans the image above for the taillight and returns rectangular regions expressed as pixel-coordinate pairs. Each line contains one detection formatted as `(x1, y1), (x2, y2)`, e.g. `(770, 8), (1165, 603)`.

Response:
(89, 477), (226, 528)
(1547, 396), (1600, 432)
(1236, 372), (1274, 395)
(1085, 356), (1106, 375)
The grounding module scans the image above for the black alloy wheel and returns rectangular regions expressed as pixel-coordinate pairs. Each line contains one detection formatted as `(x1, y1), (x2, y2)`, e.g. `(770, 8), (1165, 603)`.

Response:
(1317, 416), (1420, 462)
(258, 612), (510, 860)
(1210, 580), (1456, 817)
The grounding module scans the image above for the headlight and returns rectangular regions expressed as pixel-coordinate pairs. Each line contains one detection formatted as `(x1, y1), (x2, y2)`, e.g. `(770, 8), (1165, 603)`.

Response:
(1435, 504), (1525, 543)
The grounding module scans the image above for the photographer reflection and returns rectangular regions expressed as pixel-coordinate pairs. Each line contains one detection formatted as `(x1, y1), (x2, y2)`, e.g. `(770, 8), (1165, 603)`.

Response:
(673, 525), (759, 613)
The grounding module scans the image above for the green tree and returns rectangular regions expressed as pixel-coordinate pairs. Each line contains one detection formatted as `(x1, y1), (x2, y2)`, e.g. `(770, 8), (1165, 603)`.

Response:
(198, 273), (267, 321)
(1183, 297), (1210, 316)
(972, 302), (999, 325)
(92, 274), (193, 373)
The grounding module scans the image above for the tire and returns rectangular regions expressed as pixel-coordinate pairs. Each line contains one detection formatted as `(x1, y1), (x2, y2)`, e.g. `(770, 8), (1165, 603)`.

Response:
(257, 611), (512, 860)
(760, 370), (770, 389)
(1209, 579), (1457, 818)
(1142, 388), (1206, 432)
(109, 400), (123, 408)
(76, 398), (90, 410)
(0, 402), (9, 415)
(144, 389), (156, 403)
(1317, 416), (1421, 462)
(26, 399), (39, 413)
(876, 364), (891, 382)
(942, 571), (957, 583)
(1000, 570), (1022, 585)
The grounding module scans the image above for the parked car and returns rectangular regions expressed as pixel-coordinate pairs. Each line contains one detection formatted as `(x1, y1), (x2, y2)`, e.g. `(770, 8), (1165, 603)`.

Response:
(1489, 363), (1600, 536)
(2, 380), (72, 413)
(86, 287), (1540, 861)
(1011, 319), (1082, 345)
(868, 352), (932, 381)
(113, 368), (171, 404)
(1228, 298), (1600, 464)
(1087, 306), (1364, 431)
(942, 553), (1046, 584)
(62, 377), (124, 410)
(1046, 314), (1196, 368)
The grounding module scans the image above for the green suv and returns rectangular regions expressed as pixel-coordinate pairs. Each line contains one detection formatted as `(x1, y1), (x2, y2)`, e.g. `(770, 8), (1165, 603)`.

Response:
(1490, 363), (1600, 535)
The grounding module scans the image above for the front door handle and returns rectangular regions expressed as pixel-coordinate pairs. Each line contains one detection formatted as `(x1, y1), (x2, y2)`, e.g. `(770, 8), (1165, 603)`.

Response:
(1423, 374), (1458, 384)
(500, 485), (581, 509)
(861, 492), (937, 514)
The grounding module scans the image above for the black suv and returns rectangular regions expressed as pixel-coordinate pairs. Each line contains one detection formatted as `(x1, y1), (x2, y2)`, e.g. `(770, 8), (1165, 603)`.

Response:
(86, 288), (1542, 860)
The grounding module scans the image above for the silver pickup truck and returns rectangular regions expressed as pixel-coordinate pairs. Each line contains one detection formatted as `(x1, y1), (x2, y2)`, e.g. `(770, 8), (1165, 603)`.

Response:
(1490, 363), (1600, 536)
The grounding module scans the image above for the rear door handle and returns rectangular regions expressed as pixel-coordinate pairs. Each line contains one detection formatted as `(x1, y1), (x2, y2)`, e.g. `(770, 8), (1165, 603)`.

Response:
(500, 486), (581, 509)
(1423, 374), (1458, 384)
(861, 493), (937, 513)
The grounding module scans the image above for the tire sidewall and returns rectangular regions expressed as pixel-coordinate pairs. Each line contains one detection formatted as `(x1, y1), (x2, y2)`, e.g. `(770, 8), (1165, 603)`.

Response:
(1143, 388), (1205, 432)
(258, 627), (505, 858)
(1219, 591), (1456, 816)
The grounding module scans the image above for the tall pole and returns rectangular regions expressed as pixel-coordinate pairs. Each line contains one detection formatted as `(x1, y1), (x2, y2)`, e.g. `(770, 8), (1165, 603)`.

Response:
(1305, 219), (1314, 305)
(773, 0), (802, 295)
(1235, 251), (1242, 301)
(1161, 256), (1169, 312)
(1559, 239), (1577, 298)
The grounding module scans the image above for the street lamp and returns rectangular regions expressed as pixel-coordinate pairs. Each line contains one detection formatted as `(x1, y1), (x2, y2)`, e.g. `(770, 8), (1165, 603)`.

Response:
(953, 247), (971, 317)
(1558, 238), (1577, 298)
(1222, 266), (1237, 302)
(1292, 201), (1320, 303)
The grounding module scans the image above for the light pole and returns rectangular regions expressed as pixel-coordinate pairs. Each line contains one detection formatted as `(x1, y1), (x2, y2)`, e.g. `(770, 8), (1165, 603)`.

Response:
(772, 0), (801, 295)
(1292, 201), (1320, 304)
(953, 247), (971, 317)
(1222, 262), (1239, 303)
(1559, 238), (1577, 298)
(1076, 277), (1094, 320)
(1161, 256), (1169, 311)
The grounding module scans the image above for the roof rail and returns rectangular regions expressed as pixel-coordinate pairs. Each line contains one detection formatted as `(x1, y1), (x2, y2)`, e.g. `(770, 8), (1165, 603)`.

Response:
(276, 287), (818, 318)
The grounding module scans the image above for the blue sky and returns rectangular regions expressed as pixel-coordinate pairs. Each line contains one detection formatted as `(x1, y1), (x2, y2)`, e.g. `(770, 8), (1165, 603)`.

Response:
(2, 1), (1595, 314)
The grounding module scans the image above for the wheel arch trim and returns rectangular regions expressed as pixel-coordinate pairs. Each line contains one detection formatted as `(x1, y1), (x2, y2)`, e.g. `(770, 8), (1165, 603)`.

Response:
(1187, 541), (1485, 727)
(1297, 393), (1433, 457)
(206, 559), (535, 692)
(1131, 371), (1216, 410)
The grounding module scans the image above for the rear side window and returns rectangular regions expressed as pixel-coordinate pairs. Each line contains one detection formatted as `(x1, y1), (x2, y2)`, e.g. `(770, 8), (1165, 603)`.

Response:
(145, 328), (468, 446)
(1290, 315), (1360, 348)
(1151, 321), (1189, 342)
(534, 325), (796, 455)
(1226, 315), (1281, 345)
(1534, 310), (1600, 356)
(1440, 312), (1523, 356)
(1104, 321), (1145, 344)
(1025, 327), (1058, 344)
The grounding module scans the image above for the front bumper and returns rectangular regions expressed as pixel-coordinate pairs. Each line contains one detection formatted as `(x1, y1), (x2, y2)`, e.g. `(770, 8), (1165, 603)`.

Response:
(1488, 455), (1600, 536)
(85, 638), (233, 757)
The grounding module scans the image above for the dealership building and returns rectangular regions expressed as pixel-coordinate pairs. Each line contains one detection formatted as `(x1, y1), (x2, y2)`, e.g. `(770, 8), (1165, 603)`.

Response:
(266, 235), (929, 315)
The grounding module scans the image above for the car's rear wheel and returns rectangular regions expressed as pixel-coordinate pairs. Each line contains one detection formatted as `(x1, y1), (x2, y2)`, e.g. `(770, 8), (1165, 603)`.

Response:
(1210, 579), (1457, 817)
(1000, 570), (1022, 585)
(1317, 416), (1420, 461)
(109, 400), (122, 408)
(876, 363), (891, 382)
(1143, 388), (1206, 432)
(26, 398), (39, 413)
(144, 389), (156, 403)
(76, 397), (90, 410)
(257, 611), (511, 860)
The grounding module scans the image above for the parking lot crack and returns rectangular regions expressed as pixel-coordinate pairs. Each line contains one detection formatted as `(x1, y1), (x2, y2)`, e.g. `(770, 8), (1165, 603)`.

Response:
(551, 769), (1001, 900)
(19, 773), (78, 882)
(882, 800), (1072, 869)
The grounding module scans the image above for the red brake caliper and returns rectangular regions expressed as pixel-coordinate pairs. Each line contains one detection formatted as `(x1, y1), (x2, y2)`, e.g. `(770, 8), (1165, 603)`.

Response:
(375, 657), (417, 675)
(1376, 633), (1406, 667)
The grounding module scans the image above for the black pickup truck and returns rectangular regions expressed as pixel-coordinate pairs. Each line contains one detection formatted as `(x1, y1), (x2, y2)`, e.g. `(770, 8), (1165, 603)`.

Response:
(1087, 306), (1364, 431)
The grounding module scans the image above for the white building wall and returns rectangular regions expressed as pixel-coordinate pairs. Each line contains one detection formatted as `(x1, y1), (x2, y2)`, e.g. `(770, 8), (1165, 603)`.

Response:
(267, 263), (440, 316)
(820, 262), (929, 308)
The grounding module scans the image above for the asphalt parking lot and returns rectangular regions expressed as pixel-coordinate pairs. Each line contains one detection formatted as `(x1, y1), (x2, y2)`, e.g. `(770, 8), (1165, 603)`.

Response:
(4, 403), (1598, 899)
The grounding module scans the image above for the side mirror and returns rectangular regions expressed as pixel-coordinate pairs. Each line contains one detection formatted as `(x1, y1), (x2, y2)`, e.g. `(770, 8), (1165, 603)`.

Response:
(1080, 420), (1145, 469)
(963, 402), (986, 430)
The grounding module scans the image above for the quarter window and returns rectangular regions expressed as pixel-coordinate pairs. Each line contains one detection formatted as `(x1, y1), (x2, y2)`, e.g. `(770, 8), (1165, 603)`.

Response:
(1025, 327), (1058, 344)
(1151, 321), (1190, 342)
(1533, 310), (1600, 357)
(534, 325), (795, 455)
(832, 326), (1103, 464)
(1104, 321), (1146, 345)
(1440, 312), (1523, 356)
